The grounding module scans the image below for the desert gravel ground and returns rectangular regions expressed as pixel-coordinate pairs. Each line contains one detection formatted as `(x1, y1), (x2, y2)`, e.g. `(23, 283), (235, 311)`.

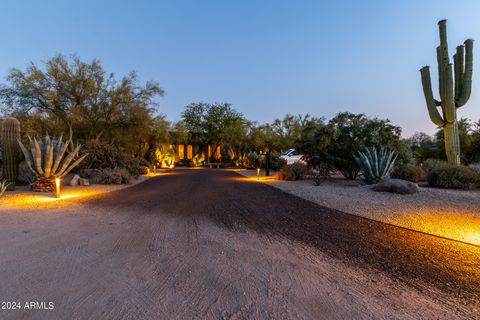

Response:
(0, 169), (478, 319)
(237, 169), (480, 246)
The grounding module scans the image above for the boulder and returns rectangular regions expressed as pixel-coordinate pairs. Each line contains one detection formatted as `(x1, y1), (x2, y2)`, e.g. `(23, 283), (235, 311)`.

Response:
(79, 169), (103, 184)
(371, 178), (419, 195)
(79, 178), (90, 186)
(70, 174), (81, 186)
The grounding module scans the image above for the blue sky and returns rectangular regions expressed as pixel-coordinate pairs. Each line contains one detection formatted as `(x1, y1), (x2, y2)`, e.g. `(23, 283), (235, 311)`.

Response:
(1, 0), (480, 136)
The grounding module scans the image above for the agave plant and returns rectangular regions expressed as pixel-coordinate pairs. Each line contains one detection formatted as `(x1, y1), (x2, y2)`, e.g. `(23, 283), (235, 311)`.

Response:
(354, 147), (397, 184)
(18, 135), (87, 192)
(0, 179), (9, 197)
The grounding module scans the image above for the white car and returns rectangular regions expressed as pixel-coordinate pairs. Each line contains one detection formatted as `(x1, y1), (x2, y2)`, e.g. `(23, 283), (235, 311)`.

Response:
(280, 149), (305, 165)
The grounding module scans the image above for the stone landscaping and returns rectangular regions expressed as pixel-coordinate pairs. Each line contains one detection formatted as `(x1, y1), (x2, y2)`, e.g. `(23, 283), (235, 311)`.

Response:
(236, 169), (480, 246)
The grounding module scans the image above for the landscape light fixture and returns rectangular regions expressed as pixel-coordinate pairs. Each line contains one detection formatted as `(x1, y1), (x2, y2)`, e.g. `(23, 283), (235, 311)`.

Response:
(256, 168), (260, 180)
(55, 178), (61, 198)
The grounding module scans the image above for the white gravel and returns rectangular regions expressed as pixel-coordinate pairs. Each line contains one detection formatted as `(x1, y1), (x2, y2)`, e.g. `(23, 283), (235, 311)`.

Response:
(235, 169), (480, 246)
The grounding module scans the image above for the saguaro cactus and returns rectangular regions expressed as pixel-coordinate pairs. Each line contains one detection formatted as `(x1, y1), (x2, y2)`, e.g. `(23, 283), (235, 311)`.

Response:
(420, 20), (473, 165)
(0, 117), (21, 190)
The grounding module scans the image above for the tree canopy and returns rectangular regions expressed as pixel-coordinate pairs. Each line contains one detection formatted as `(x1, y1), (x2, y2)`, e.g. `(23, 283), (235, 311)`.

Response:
(182, 102), (245, 157)
(0, 54), (164, 149)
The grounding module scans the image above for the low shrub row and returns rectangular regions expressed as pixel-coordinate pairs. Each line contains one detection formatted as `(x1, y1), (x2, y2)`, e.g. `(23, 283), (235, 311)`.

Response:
(236, 151), (287, 171)
(426, 163), (480, 190)
(391, 164), (426, 182)
(277, 162), (310, 181)
(78, 140), (150, 183)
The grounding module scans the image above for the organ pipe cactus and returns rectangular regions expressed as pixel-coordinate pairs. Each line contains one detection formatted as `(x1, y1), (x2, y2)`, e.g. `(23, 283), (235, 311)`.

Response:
(18, 135), (87, 192)
(420, 20), (474, 165)
(0, 117), (21, 190)
(354, 147), (397, 184)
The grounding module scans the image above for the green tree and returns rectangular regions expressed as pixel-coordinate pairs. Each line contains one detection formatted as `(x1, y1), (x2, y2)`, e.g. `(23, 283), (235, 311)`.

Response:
(327, 112), (410, 179)
(295, 118), (331, 168)
(469, 121), (480, 164)
(297, 112), (409, 180)
(269, 114), (318, 151)
(435, 118), (473, 164)
(406, 132), (438, 163)
(169, 121), (189, 145)
(182, 102), (245, 160)
(0, 54), (163, 149)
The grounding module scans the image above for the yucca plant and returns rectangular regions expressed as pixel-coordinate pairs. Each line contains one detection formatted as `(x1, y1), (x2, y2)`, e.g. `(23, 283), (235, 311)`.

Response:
(0, 179), (9, 197)
(18, 135), (87, 192)
(354, 147), (397, 184)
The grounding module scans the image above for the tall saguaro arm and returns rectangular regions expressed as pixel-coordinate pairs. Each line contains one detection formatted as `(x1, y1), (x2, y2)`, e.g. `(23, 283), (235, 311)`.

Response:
(419, 20), (474, 165)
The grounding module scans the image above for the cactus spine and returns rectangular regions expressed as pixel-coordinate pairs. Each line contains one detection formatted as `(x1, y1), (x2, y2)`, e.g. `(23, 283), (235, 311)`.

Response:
(420, 20), (473, 165)
(0, 117), (21, 190)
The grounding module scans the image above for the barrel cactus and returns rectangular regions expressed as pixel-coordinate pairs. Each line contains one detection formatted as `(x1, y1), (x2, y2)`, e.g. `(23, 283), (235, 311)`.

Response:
(420, 20), (473, 165)
(354, 147), (397, 184)
(18, 135), (87, 192)
(0, 117), (21, 190)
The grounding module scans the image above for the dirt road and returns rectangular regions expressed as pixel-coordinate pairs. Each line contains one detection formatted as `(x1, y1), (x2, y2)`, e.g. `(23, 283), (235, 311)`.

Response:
(0, 169), (478, 319)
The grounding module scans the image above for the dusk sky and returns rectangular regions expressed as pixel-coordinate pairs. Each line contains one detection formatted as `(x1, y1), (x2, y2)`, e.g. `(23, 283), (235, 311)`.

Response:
(1, 0), (480, 137)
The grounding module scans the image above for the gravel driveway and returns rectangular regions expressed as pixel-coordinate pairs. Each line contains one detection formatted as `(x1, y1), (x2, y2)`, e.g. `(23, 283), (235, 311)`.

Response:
(0, 169), (478, 319)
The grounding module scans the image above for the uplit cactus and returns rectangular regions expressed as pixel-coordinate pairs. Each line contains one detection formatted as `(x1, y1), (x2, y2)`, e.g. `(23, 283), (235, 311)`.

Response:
(0, 117), (21, 190)
(18, 135), (87, 192)
(420, 20), (473, 165)
(354, 147), (397, 184)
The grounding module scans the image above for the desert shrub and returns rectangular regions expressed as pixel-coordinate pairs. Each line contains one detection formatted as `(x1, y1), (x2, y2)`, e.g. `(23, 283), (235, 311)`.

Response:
(135, 165), (150, 175)
(79, 169), (103, 184)
(278, 162), (310, 181)
(97, 167), (133, 185)
(260, 151), (287, 171)
(427, 164), (480, 189)
(78, 140), (145, 177)
(312, 162), (331, 186)
(391, 164), (426, 182)
(422, 159), (448, 174)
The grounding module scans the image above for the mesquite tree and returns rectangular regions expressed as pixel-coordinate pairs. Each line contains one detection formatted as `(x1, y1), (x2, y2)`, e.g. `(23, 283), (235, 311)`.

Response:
(420, 20), (473, 165)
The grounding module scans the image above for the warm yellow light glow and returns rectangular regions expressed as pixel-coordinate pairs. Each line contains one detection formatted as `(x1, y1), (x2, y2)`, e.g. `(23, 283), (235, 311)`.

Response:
(178, 145), (185, 160)
(256, 168), (260, 180)
(389, 209), (480, 246)
(0, 174), (171, 209)
(55, 178), (61, 198)
(187, 145), (193, 160)
(230, 175), (279, 183)
(0, 188), (101, 208)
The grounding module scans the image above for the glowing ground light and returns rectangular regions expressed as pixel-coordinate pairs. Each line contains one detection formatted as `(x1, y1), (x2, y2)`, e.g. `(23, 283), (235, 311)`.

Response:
(55, 178), (61, 198)
(0, 189), (99, 208)
(230, 175), (278, 183)
(390, 209), (480, 246)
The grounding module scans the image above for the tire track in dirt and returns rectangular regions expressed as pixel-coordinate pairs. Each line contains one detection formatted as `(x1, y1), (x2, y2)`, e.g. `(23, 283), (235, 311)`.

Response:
(0, 169), (478, 319)
(203, 170), (480, 312)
